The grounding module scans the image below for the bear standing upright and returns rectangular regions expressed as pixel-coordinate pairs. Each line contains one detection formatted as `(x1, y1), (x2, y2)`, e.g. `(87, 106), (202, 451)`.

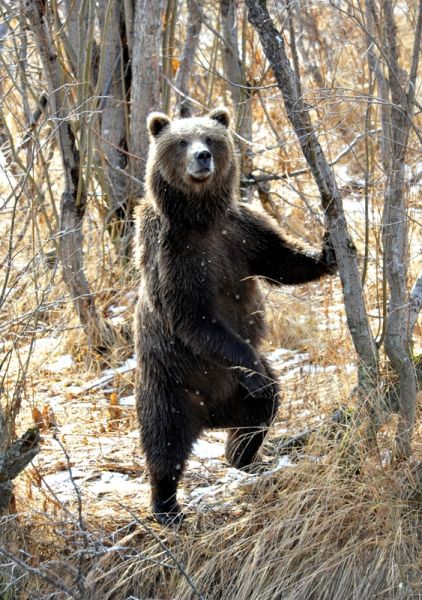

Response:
(134, 108), (337, 525)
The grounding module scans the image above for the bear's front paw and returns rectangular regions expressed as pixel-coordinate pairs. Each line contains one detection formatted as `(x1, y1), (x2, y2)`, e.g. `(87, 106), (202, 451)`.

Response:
(321, 232), (338, 275)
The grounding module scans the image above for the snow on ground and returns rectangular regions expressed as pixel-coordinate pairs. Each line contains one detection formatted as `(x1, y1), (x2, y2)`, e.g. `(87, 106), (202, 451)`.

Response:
(45, 354), (74, 372)
(192, 439), (224, 459)
(41, 468), (149, 503)
(186, 455), (295, 510)
(119, 394), (136, 407)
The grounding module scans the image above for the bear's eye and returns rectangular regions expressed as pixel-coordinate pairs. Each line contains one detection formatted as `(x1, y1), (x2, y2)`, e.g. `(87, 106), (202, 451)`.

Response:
(205, 137), (213, 146)
(179, 140), (188, 147)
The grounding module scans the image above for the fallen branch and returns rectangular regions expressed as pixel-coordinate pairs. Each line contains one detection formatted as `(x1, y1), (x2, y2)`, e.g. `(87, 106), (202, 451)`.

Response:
(273, 407), (353, 454)
(82, 357), (136, 392)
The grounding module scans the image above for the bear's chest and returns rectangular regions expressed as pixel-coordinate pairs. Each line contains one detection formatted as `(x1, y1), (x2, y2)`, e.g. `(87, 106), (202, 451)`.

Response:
(188, 228), (249, 289)
(197, 231), (263, 335)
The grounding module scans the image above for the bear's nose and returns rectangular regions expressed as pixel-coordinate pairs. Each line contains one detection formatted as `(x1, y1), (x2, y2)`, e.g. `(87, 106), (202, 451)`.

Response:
(195, 149), (212, 168)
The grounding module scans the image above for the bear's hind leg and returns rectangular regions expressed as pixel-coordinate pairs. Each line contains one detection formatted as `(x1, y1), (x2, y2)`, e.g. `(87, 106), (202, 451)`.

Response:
(226, 426), (269, 471)
(220, 362), (279, 470)
(138, 386), (199, 526)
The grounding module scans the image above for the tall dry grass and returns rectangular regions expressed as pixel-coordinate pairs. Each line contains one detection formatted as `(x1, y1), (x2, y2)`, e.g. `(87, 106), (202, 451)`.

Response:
(84, 432), (422, 600)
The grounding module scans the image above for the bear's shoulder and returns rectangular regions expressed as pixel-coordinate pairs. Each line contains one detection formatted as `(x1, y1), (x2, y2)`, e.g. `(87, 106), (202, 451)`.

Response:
(134, 197), (162, 267)
(227, 203), (278, 234)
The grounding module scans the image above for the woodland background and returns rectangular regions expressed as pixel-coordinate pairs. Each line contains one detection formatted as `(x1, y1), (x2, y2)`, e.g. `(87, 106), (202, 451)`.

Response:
(0, 0), (421, 598)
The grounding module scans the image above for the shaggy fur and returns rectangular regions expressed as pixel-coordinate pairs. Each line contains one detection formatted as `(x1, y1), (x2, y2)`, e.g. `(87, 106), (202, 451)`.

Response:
(134, 108), (337, 525)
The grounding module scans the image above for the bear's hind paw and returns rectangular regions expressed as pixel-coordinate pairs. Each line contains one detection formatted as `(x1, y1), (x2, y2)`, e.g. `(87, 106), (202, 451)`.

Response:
(154, 509), (185, 527)
(152, 497), (185, 526)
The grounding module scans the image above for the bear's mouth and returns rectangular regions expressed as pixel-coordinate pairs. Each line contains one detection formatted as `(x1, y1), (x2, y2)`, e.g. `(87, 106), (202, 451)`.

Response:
(188, 168), (213, 181)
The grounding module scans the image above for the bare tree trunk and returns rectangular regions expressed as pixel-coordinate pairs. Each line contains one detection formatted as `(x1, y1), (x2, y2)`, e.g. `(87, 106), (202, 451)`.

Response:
(245, 0), (379, 410)
(162, 0), (179, 114)
(220, 0), (242, 109)
(130, 0), (165, 185)
(380, 0), (422, 459)
(220, 0), (253, 201)
(175, 0), (203, 117)
(63, 0), (81, 69)
(97, 0), (132, 261)
(409, 271), (422, 337)
(22, 0), (112, 353)
(63, 0), (98, 79)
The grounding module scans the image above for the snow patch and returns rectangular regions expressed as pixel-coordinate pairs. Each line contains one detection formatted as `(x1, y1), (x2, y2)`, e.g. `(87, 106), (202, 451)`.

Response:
(108, 305), (127, 316)
(187, 455), (295, 509)
(83, 356), (137, 391)
(267, 348), (296, 362)
(41, 468), (144, 501)
(45, 354), (74, 372)
(41, 468), (87, 501)
(192, 439), (224, 459)
(119, 394), (135, 407)
(267, 349), (310, 370)
(88, 472), (141, 496)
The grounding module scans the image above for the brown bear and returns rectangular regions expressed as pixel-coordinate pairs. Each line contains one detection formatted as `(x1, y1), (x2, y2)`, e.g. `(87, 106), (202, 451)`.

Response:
(134, 108), (337, 525)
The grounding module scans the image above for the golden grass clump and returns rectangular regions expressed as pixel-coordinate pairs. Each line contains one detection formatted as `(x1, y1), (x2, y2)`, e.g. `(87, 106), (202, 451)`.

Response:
(84, 439), (422, 600)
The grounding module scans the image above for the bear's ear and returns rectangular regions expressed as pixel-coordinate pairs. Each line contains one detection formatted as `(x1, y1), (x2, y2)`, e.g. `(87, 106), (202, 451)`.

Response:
(208, 107), (230, 128)
(147, 112), (171, 137)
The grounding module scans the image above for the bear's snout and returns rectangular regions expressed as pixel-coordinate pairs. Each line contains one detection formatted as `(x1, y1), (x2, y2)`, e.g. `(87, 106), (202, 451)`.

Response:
(187, 141), (214, 180)
(195, 149), (212, 169)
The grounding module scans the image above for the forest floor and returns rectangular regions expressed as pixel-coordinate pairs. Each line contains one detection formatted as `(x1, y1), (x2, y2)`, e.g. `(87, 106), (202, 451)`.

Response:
(2, 174), (422, 599)
(7, 266), (422, 599)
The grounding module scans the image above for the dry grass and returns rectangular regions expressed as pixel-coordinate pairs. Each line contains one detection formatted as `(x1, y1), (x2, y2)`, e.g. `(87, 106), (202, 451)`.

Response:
(55, 440), (422, 600)
(1, 310), (420, 599)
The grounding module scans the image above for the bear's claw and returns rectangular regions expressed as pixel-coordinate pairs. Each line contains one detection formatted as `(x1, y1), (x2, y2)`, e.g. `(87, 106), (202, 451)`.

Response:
(321, 232), (338, 274)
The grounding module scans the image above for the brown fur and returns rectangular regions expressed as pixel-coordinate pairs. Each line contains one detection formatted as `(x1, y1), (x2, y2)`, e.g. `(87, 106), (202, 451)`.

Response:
(134, 108), (337, 525)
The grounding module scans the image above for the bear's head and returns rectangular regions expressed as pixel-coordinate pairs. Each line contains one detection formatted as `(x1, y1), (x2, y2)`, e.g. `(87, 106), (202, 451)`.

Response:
(145, 108), (238, 213)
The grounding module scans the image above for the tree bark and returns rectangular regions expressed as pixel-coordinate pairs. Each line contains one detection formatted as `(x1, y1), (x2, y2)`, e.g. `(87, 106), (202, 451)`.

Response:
(293, 2), (325, 90)
(365, 0), (392, 170)
(130, 0), (164, 185)
(97, 0), (132, 261)
(409, 271), (422, 337)
(245, 0), (379, 406)
(162, 0), (179, 114)
(220, 0), (253, 200)
(0, 409), (40, 513)
(22, 0), (112, 353)
(175, 0), (203, 117)
(380, 0), (422, 459)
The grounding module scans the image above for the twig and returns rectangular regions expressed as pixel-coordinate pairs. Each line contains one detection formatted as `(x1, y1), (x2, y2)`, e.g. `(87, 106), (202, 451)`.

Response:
(0, 546), (79, 599)
(241, 128), (381, 185)
(81, 357), (136, 392)
(118, 503), (206, 600)
(274, 407), (353, 454)
(53, 433), (88, 598)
